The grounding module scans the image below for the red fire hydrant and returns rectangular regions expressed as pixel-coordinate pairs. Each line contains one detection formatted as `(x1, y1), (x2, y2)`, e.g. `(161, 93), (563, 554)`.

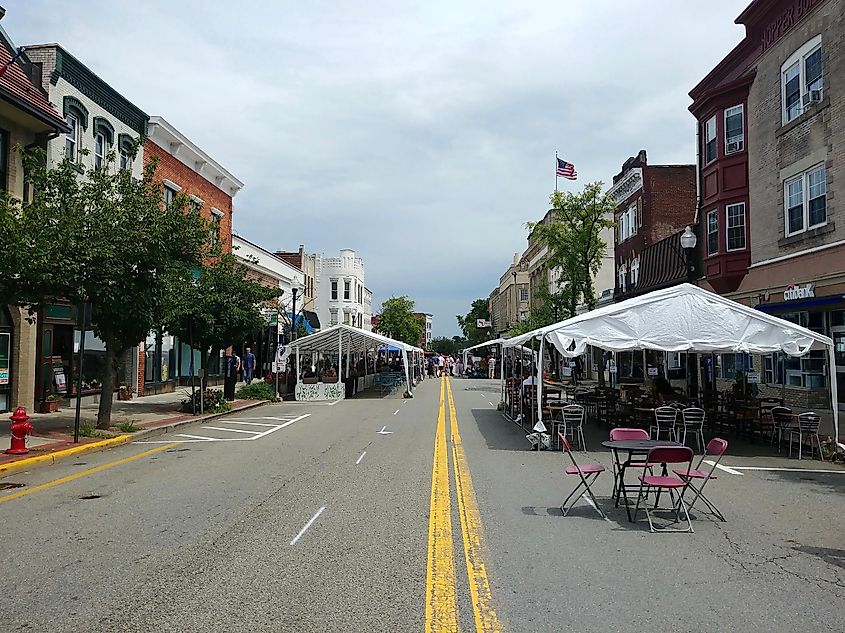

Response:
(6, 407), (33, 455)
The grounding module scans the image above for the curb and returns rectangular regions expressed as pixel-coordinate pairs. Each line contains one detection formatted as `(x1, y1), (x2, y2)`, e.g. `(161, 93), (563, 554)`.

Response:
(0, 399), (271, 478)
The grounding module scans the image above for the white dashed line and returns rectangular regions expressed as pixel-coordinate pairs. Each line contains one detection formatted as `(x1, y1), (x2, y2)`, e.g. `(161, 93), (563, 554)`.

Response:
(290, 506), (326, 545)
(356, 451), (367, 465)
(393, 409), (400, 416)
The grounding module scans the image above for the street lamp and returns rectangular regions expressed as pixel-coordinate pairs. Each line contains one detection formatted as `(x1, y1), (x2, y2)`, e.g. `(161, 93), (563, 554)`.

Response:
(512, 270), (517, 329)
(680, 225), (698, 283)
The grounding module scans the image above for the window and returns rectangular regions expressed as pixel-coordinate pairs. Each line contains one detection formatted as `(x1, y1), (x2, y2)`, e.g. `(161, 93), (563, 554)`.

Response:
(119, 145), (131, 170)
(210, 209), (223, 249)
(781, 36), (823, 124)
(784, 165), (826, 236)
(771, 312), (827, 387)
(618, 264), (626, 293)
(343, 311), (350, 325)
(357, 284), (363, 304)
(65, 113), (80, 160)
(704, 116), (717, 163)
(331, 280), (338, 301)
(343, 280), (351, 301)
(358, 314), (363, 328)
(630, 257), (639, 287)
(519, 287), (529, 302)
(618, 213), (627, 242)
(726, 203), (746, 251)
(715, 353), (746, 380)
(724, 105), (744, 153)
(627, 205), (637, 237)
(330, 310), (338, 326)
(94, 132), (107, 169)
(163, 184), (177, 209)
(617, 205), (637, 242)
(706, 209), (718, 255)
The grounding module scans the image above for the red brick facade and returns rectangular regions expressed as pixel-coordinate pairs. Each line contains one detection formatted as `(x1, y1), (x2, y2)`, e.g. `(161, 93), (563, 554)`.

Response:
(143, 138), (234, 254)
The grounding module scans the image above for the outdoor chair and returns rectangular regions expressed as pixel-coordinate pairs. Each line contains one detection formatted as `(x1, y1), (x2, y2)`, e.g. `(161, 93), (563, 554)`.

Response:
(770, 406), (794, 451)
(678, 407), (706, 453)
(633, 446), (695, 533)
(559, 404), (587, 451)
(608, 427), (651, 501)
(788, 412), (823, 461)
(558, 433), (606, 518)
(673, 437), (728, 522)
(650, 406), (677, 441)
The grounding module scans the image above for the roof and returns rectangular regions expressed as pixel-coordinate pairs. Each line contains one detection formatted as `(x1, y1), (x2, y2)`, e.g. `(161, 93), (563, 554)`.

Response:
(0, 33), (67, 132)
(287, 324), (424, 354)
(632, 230), (687, 294)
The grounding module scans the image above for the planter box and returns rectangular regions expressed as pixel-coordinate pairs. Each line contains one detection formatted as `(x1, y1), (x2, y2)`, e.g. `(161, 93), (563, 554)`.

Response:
(39, 400), (60, 413)
(117, 390), (133, 401)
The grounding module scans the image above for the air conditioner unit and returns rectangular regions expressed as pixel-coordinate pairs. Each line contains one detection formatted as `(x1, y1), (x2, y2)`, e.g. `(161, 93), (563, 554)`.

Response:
(727, 139), (744, 153)
(801, 90), (823, 107)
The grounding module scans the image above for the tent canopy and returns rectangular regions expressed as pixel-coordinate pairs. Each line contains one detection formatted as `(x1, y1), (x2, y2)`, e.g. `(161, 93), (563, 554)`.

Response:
(287, 323), (423, 354)
(462, 338), (507, 354)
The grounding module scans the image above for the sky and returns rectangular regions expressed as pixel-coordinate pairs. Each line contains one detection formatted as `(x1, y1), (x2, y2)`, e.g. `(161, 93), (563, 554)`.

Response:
(7, 0), (750, 337)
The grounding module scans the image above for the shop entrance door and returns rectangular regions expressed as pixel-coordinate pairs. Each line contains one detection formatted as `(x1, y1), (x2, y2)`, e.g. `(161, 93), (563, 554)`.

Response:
(832, 326), (845, 410)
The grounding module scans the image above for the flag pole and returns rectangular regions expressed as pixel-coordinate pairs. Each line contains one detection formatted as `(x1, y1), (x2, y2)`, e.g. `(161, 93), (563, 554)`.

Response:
(554, 151), (558, 193)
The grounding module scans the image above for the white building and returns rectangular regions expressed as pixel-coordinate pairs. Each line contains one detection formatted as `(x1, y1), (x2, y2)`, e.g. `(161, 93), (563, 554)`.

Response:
(233, 234), (305, 309)
(315, 249), (372, 331)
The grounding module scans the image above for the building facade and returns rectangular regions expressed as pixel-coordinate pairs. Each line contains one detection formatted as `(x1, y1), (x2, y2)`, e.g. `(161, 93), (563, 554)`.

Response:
(137, 116), (243, 395)
(488, 253), (529, 337)
(0, 24), (69, 413)
(276, 245), (318, 315)
(23, 43), (149, 405)
(691, 0), (844, 413)
(314, 249), (371, 331)
(610, 150), (696, 300)
(414, 312), (433, 349)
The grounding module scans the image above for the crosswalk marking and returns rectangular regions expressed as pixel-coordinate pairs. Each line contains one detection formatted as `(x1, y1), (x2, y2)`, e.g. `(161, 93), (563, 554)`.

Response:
(201, 426), (262, 435)
(138, 413), (311, 444)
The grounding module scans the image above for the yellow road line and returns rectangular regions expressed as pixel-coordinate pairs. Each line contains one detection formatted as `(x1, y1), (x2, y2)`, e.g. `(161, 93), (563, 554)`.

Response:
(446, 377), (502, 633)
(425, 376), (459, 633)
(0, 442), (180, 504)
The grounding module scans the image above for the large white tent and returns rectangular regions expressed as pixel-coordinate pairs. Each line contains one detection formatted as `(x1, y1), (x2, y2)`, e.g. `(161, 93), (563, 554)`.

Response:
(502, 283), (839, 438)
(286, 324), (425, 398)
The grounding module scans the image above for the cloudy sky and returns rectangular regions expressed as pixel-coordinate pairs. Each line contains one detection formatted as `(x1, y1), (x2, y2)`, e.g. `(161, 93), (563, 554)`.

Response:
(9, 0), (749, 336)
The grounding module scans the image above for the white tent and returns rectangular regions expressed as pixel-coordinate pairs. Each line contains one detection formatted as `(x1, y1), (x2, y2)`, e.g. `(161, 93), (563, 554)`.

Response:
(286, 324), (425, 399)
(502, 283), (839, 438)
(462, 338), (507, 368)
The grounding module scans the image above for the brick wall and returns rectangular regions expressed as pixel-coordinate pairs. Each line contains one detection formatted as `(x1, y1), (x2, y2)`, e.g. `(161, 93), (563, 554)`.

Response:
(143, 139), (234, 254)
(748, 0), (844, 263)
(644, 166), (697, 244)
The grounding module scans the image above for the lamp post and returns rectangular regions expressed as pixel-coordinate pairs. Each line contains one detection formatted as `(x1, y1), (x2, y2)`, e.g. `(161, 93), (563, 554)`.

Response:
(680, 225), (698, 283)
(512, 270), (517, 330)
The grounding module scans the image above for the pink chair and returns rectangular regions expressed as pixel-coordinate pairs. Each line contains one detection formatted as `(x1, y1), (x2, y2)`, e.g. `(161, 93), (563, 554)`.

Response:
(674, 438), (728, 522)
(633, 446), (695, 533)
(608, 428), (651, 502)
(559, 433), (606, 518)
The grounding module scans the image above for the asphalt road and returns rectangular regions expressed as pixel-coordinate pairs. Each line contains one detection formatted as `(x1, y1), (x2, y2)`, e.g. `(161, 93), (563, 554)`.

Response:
(1, 377), (844, 632)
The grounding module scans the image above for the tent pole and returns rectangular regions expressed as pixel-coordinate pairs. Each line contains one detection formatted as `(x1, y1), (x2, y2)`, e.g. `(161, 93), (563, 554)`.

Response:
(404, 349), (412, 397)
(537, 336), (545, 429)
(828, 344), (839, 442)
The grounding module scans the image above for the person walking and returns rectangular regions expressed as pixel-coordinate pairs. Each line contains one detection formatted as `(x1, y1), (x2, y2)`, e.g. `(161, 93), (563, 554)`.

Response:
(488, 355), (497, 380)
(224, 349), (239, 401)
(242, 346), (256, 384)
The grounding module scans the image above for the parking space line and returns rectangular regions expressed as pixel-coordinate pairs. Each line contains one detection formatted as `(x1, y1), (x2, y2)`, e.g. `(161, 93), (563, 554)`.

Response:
(174, 433), (218, 441)
(201, 426), (262, 435)
(216, 420), (278, 427)
(290, 506), (326, 545)
(703, 460), (743, 475)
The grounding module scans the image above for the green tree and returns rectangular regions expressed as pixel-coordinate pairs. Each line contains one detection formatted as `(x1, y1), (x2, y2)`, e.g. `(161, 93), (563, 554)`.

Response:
(456, 298), (491, 346)
(429, 336), (465, 356)
(375, 296), (424, 345)
(16, 146), (211, 428)
(526, 181), (615, 320)
(164, 253), (283, 388)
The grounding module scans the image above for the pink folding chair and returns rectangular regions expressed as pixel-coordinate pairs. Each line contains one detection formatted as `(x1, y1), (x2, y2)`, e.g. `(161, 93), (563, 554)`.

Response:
(674, 437), (728, 522)
(608, 427), (650, 502)
(559, 433), (606, 518)
(633, 446), (695, 533)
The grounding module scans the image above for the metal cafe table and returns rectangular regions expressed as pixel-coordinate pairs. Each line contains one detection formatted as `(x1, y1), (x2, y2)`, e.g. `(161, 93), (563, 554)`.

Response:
(602, 439), (683, 522)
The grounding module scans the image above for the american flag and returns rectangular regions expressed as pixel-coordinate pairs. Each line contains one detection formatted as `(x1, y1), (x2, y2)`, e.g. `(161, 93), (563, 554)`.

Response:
(556, 157), (577, 180)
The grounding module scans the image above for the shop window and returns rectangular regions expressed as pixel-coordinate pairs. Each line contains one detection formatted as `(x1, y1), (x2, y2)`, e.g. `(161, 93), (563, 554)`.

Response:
(784, 165), (826, 236)
(706, 209), (718, 255)
(704, 116), (717, 163)
(724, 105), (744, 153)
(726, 203), (746, 251)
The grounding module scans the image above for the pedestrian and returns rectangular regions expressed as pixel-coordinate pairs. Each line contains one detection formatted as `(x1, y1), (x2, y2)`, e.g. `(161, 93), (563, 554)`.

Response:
(223, 349), (238, 401)
(243, 346), (256, 384)
(488, 355), (497, 380)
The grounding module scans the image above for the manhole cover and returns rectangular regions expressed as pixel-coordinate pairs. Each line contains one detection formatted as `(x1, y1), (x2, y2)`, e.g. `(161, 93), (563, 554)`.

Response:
(0, 482), (25, 490)
(79, 494), (102, 500)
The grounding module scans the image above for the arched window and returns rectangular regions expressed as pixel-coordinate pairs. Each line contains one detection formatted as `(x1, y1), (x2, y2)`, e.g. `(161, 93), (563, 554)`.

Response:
(117, 133), (134, 171)
(63, 97), (89, 161)
(92, 117), (114, 169)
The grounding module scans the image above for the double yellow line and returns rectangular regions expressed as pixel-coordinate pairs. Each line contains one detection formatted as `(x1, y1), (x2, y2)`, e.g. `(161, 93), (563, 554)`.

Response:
(425, 376), (501, 632)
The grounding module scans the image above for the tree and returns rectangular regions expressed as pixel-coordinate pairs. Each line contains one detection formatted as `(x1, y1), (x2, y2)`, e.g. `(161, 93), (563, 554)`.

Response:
(526, 182), (616, 320)
(429, 336), (468, 356)
(16, 146), (211, 428)
(164, 253), (283, 385)
(456, 298), (491, 346)
(375, 296), (424, 345)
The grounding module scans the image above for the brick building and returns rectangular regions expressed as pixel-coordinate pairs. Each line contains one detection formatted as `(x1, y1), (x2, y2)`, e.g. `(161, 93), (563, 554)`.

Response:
(0, 23), (69, 413)
(610, 150), (696, 301)
(690, 0), (844, 415)
(275, 245), (317, 315)
(136, 116), (244, 395)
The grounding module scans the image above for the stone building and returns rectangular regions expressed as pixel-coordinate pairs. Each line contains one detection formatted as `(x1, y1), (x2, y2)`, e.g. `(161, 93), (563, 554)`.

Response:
(488, 253), (529, 337)
(690, 0), (844, 414)
(0, 23), (69, 413)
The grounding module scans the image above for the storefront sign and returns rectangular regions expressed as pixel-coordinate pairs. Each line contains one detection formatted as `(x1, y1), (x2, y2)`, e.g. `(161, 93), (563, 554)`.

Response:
(783, 283), (815, 301)
(54, 367), (68, 395)
(762, 0), (823, 51)
(746, 371), (761, 384)
(647, 366), (659, 377)
(476, 319), (492, 328)
(0, 369), (8, 386)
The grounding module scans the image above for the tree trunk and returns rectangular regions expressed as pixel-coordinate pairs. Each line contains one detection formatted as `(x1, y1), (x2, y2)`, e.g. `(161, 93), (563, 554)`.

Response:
(96, 339), (118, 429)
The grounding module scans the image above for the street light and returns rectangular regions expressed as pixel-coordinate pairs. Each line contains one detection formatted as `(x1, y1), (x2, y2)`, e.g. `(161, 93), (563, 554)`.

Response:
(680, 225), (698, 283)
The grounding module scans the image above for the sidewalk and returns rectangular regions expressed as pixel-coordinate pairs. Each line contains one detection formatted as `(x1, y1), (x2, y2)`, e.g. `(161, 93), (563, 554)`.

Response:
(0, 385), (267, 474)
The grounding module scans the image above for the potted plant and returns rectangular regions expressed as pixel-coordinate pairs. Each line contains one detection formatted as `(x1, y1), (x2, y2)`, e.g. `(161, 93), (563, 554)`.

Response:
(39, 394), (61, 413)
(118, 384), (133, 401)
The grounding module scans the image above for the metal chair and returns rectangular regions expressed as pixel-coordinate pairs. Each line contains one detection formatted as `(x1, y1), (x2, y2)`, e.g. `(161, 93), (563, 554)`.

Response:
(789, 412), (823, 460)
(608, 427), (651, 501)
(770, 406), (793, 451)
(561, 404), (587, 451)
(559, 433), (606, 518)
(678, 407), (706, 453)
(650, 406), (677, 441)
(674, 437), (728, 522)
(633, 446), (695, 533)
